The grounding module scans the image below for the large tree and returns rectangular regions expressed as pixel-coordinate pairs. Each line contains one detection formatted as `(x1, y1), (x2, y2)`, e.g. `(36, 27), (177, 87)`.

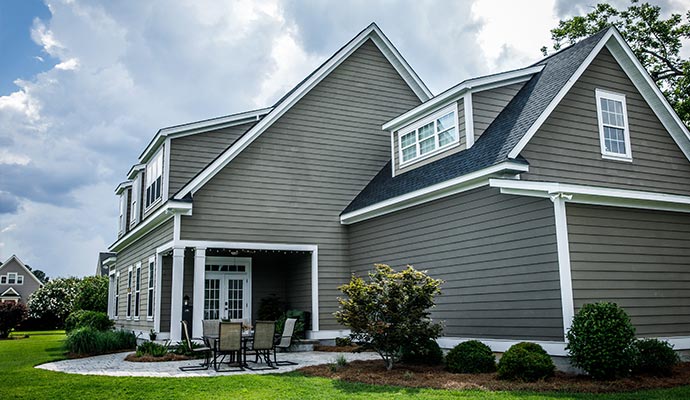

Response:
(542, 0), (690, 125)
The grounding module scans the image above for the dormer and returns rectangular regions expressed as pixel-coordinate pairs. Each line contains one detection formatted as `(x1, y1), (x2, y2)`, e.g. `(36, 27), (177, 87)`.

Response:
(115, 181), (132, 238)
(127, 163), (145, 229)
(383, 65), (544, 176)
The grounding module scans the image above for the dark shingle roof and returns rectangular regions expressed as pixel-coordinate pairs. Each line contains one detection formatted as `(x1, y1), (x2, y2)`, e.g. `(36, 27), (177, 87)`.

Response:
(342, 28), (609, 215)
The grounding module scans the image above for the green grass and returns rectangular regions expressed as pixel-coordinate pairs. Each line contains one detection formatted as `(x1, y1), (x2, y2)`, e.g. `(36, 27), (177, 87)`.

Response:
(1, 331), (689, 399)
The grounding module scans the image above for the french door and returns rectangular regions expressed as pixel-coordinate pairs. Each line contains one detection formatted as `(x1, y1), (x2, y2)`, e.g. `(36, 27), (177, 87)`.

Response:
(203, 257), (251, 322)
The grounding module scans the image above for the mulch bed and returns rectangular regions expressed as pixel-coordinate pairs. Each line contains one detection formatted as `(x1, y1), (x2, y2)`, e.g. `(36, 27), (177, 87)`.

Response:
(124, 353), (193, 362)
(298, 359), (690, 393)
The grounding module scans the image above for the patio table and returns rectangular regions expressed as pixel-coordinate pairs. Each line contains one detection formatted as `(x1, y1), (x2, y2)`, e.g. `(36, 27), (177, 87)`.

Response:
(204, 332), (253, 368)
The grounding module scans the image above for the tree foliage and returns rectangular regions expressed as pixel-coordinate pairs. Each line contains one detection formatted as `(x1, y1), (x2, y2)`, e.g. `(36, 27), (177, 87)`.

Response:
(32, 270), (49, 284)
(27, 277), (80, 329)
(74, 276), (109, 312)
(0, 302), (28, 338)
(542, 0), (690, 125)
(335, 264), (443, 370)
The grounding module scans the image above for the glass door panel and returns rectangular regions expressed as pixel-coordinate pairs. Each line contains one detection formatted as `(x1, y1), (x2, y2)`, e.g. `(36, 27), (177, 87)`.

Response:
(204, 278), (221, 319)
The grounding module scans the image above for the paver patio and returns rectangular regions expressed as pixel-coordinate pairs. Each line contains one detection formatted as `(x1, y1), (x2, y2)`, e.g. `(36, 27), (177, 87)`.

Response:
(36, 351), (380, 378)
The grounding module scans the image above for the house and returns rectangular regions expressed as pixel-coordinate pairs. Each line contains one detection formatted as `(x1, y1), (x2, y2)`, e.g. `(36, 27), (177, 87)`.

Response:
(96, 252), (117, 277)
(0, 255), (43, 304)
(105, 23), (690, 356)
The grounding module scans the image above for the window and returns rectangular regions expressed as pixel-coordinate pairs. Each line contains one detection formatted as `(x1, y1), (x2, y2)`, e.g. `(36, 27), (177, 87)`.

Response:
(134, 263), (141, 319)
(596, 89), (632, 161)
(118, 193), (127, 233)
(126, 267), (133, 319)
(7, 273), (16, 285)
(114, 273), (120, 318)
(16, 275), (23, 285)
(0, 276), (5, 284)
(130, 174), (139, 226)
(147, 258), (155, 319)
(145, 150), (163, 209)
(399, 104), (459, 165)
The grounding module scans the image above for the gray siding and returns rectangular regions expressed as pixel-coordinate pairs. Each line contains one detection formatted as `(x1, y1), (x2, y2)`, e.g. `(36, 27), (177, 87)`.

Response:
(393, 99), (466, 175)
(0, 258), (41, 303)
(568, 204), (690, 337)
(168, 123), (255, 197)
(349, 187), (564, 341)
(521, 48), (690, 195)
(113, 218), (173, 332)
(472, 82), (525, 140)
(180, 39), (422, 330)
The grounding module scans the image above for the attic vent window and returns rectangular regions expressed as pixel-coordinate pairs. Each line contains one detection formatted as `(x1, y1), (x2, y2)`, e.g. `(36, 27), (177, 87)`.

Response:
(596, 89), (632, 161)
(399, 104), (459, 165)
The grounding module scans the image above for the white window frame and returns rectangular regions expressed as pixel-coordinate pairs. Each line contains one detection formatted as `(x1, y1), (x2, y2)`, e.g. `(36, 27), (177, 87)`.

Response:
(595, 89), (632, 162)
(114, 272), (120, 319)
(7, 273), (17, 285)
(134, 262), (141, 320)
(16, 275), (23, 285)
(397, 103), (460, 167)
(118, 193), (127, 234)
(144, 148), (164, 211)
(147, 256), (155, 321)
(130, 174), (140, 227)
(126, 266), (133, 320)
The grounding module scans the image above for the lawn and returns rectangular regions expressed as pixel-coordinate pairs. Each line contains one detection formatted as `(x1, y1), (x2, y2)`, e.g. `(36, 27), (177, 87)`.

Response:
(1, 331), (689, 400)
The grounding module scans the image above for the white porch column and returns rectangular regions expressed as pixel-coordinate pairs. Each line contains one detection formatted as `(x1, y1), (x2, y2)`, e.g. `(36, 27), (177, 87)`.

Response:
(170, 246), (185, 341)
(552, 194), (574, 340)
(192, 247), (207, 338)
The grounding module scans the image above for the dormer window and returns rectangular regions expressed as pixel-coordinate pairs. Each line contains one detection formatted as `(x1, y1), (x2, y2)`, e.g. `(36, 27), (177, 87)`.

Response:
(399, 104), (459, 165)
(596, 89), (632, 161)
(118, 193), (127, 234)
(145, 149), (163, 209)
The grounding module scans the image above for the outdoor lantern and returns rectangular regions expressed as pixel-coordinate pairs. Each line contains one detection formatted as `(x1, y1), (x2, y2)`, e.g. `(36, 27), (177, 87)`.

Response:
(183, 294), (189, 306)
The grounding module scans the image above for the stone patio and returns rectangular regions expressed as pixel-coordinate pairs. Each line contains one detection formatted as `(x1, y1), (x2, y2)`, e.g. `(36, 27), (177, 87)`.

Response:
(36, 351), (379, 378)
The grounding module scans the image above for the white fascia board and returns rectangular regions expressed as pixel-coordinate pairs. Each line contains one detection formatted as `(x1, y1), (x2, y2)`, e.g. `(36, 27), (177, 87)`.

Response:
(507, 28), (614, 159)
(340, 161), (530, 224)
(174, 23), (431, 201)
(138, 107), (273, 163)
(102, 256), (117, 266)
(490, 179), (690, 213)
(126, 164), (145, 180)
(114, 180), (133, 195)
(382, 65), (544, 132)
(109, 201), (193, 252)
(1, 287), (20, 297)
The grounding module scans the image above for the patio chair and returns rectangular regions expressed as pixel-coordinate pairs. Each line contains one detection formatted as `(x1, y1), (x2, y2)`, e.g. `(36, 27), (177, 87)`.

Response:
(272, 318), (298, 366)
(244, 320), (278, 370)
(178, 320), (212, 371)
(214, 322), (244, 372)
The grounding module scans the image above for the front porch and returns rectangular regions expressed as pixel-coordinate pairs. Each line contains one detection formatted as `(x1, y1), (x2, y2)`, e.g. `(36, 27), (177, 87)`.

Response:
(156, 241), (319, 341)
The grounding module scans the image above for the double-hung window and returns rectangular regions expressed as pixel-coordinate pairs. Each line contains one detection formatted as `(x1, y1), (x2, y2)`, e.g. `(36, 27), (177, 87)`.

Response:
(118, 193), (127, 234)
(0, 276), (5, 284)
(595, 89), (632, 161)
(145, 150), (163, 209)
(147, 258), (155, 320)
(134, 263), (141, 319)
(126, 267), (133, 319)
(399, 104), (459, 165)
(114, 273), (120, 319)
(7, 273), (16, 285)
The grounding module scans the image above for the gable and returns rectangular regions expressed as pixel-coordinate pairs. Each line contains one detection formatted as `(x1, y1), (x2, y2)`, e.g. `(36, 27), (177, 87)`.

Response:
(519, 47), (690, 196)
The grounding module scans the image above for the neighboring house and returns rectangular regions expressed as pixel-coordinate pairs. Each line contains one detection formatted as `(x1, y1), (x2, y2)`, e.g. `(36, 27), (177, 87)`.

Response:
(96, 252), (117, 277)
(104, 23), (690, 356)
(0, 255), (43, 304)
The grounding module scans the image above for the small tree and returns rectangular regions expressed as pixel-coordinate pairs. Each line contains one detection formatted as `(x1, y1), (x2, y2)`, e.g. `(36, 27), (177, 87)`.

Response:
(0, 302), (28, 338)
(335, 264), (443, 370)
(74, 276), (109, 312)
(27, 277), (80, 329)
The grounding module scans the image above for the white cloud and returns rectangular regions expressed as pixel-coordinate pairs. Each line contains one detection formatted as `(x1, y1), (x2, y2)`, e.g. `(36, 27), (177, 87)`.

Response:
(1, 224), (16, 234)
(0, 150), (31, 166)
(55, 58), (79, 70)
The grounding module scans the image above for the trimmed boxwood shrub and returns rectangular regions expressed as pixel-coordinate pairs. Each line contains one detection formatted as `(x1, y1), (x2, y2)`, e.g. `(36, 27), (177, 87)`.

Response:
(401, 338), (444, 365)
(566, 302), (636, 380)
(632, 338), (679, 376)
(497, 342), (555, 381)
(65, 327), (136, 355)
(446, 340), (496, 373)
(65, 310), (113, 332)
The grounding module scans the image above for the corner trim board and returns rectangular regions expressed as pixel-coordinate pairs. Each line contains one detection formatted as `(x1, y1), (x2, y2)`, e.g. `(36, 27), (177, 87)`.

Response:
(551, 195), (574, 340)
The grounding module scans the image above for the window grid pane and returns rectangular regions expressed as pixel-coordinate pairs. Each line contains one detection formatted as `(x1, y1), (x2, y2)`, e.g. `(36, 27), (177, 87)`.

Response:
(204, 279), (220, 320)
(599, 95), (627, 156)
(399, 110), (457, 164)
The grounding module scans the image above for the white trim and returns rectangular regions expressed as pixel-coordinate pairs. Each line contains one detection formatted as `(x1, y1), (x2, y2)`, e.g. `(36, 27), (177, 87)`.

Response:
(0, 255), (44, 287)
(658, 336), (690, 350)
(306, 329), (351, 340)
(174, 23), (430, 201)
(489, 179), (690, 213)
(146, 255), (156, 321)
(154, 252), (163, 334)
(162, 137), (170, 200)
(0, 287), (20, 297)
(340, 161), (530, 224)
(551, 194), (574, 340)
(126, 265), (133, 320)
(170, 246), (185, 341)
(397, 103), (460, 168)
(138, 107), (273, 163)
(595, 89), (632, 161)
(311, 248), (319, 332)
(133, 262), (142, 321)
(114, 180), (132, 195)
(436, 337), (568, 356)
(156, 240), (174, 254)
(192, 247), (206, 338)
(126, 164), (145, 180)
(383, 65), (543, 132)
(109, 201), (192, 252)
(173, 214), (181, 242)
(390, 131), (396, 178)
(464, 92), (474, 148)
(144, 147), (164, 212)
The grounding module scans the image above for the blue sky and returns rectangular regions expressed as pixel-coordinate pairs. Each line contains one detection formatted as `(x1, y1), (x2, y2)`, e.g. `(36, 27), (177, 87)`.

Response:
(0, 0), (686, 278)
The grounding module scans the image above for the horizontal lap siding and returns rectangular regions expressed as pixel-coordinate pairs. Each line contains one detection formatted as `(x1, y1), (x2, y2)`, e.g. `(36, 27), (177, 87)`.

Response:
(349, 187), (564, 341)
(472, 82), (525, 140)
(168, 123), (254, 197)
(113, 218), (173, 332)
(0, 259), (41, 302)
(568, 204), (690, 337)
(180, 39), (421, 330)
(521, 48), (690, 195)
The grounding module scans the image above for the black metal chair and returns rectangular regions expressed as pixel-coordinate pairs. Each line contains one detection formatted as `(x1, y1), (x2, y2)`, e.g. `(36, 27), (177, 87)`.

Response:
(214, 322), (244, 372)
(272, 318), (298, 366)
(178, 320), (212, 371)
(244, 321), (278, 370)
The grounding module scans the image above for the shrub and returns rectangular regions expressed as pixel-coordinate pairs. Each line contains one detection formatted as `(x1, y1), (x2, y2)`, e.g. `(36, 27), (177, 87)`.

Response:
(632, 338), (679, 376)
(0, 302), (28, 339)
(276, 309), (308, 339)
(401, 338), (444, 365)
(335, 337), (352, 347)
(497, 342), (555, 382)
(65, 310), (113, 332)
(566, 302), (636, 380)
(136, 341), (169, 358)
(28, 277), (80, 329)
(335, 264), (443, 370)
(446, 340), (496, 373)
(173, 340), (206, 358)
(257, 294), (286, 321)
(74, 276), (109, 312)
(65, 327), (136, 355)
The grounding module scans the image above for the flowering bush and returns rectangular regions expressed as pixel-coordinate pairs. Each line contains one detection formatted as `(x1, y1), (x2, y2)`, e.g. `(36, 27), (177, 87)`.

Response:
(28, 277), (80, 329)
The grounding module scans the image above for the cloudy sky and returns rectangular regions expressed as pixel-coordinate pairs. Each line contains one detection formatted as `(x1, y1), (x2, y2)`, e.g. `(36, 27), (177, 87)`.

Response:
(0, 0), (686, 277)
